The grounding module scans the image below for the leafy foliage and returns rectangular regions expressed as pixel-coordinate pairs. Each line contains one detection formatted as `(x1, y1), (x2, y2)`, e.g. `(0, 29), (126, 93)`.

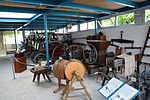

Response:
(117, 12), (134, 25)
(0, 51), (6, 55)
(2, 31), (21, 37)
(3, 31), (14, 37)
(101, 17), (115, 27)
(0, 33), (4, 50)
(145, 9), (150, 22)
(100, 12), (134, 27)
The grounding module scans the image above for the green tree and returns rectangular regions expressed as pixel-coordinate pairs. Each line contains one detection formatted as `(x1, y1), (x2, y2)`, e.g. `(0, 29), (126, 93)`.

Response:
(101, 17), (115, 27)
(117, 12), (134, 25)
(0, 33), (4, 50)
(3, 31), (14, 37)
(2, 31), (22, 37)
(146, 9), (150, 22)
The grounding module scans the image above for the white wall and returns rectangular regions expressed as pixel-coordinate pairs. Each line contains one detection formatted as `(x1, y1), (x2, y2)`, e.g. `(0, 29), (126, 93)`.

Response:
(101, 25), (149, 47)
(71, 24), (150, 63)
(72, 25), (149, 50)
(71, 29), (95, 44)
(101, 25), (150, 55)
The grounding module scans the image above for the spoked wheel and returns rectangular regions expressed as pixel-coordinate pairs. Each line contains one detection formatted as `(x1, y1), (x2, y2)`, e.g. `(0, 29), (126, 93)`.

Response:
(34, 53), (46, 64)
(30, 50), (39, 63)
(83, 43), (98, 64)
(96, 67), (117, 86)
(95, 72), (110, 85)
(52, 43), (68, 62)
(95, 71), (116, 86)
(66, 45), (83, 60)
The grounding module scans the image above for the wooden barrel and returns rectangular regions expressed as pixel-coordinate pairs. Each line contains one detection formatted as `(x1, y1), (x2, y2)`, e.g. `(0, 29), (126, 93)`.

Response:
(53, 59), (85, 81)
(53, 59), (69, 79)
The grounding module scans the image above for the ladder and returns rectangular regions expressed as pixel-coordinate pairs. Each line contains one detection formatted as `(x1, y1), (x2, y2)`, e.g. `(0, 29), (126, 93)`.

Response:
(136, 26), (150, 99)
(137, 26), (150, 79)
(137, 26), (150, 77)
(140, 26), (150, 65)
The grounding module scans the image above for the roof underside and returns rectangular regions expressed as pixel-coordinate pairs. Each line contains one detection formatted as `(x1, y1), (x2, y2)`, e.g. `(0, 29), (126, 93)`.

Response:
(0, 0), (149, 31)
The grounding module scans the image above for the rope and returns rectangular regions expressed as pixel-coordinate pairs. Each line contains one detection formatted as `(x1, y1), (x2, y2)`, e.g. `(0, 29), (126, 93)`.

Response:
(14, 58), (35, 66)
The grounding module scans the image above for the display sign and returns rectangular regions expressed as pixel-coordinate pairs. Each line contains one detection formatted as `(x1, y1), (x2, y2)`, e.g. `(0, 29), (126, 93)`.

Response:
(98, 77), (140, 100)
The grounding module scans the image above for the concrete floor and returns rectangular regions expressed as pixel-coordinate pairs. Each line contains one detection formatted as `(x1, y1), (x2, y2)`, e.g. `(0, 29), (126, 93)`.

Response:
(0, 55), (105, 100)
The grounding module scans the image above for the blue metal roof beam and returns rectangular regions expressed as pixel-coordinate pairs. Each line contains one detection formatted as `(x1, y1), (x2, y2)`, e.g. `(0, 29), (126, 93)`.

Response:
(33, 20), (81, 24)
(114, 7), (134, 13)
(105, 0), (139, 8)
(25, 26), (60, 29)
(15, 0), (111, 30)
(58, 0), (75, 4)
(0, 25), (22, 26)
(0, 18), (29, 22)
(27, 25), (67, 28)
(0, 6), (46, 13)
(14, 0), (75, 30)
(0, 25), (20, 27)
(0, 0), (57, 6)
(30, 23), (67, 25)
(30, 25), (67, 27)
(0, 23), (23, 26)
(0, 0), (74, 9)
(25, 27), (64, 29)
(47, 11), (99, 18)
(38, 16), (90, 21)
(24, 25), (64, 29)
(0, 29), (17, 31)
(114, 0), (150, 13)
(16, 13), (43, 30)
(0, 26), (20, 28)
(138, 0), (150, 7)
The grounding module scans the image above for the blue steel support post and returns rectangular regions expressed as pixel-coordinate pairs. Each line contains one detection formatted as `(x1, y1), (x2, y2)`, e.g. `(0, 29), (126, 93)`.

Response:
(22, 30), (26, 56)
(44, 14), (50, 66)
(95, 18), (97, 35)
(14, 30), (17, 50)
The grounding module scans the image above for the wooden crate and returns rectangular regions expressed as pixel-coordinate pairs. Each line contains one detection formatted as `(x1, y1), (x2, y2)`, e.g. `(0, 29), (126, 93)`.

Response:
(14, 56), (27, 73)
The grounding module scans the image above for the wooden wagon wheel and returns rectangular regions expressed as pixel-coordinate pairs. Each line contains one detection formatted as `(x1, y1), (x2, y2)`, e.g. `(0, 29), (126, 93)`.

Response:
(51, 43), (68, 61)
(34, 53), (46, 64)
(83, 43), (98, 64)
(66, 45), (83, 60)
(30, 50), (39, 63)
